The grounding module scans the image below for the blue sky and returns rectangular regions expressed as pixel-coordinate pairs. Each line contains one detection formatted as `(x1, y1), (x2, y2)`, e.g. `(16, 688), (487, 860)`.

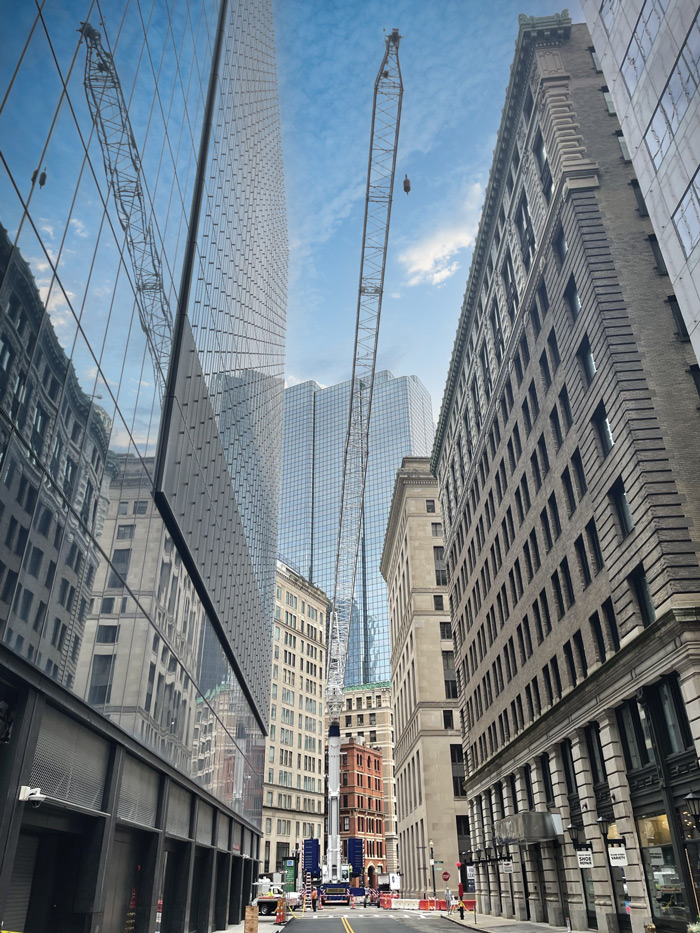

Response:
(274, 0), (583, 420)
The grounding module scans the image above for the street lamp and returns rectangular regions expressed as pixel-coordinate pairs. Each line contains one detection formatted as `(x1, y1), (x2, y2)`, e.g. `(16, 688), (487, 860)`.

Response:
(685, 791), (700, 831)
(429, 839), (437, 899)
(597, 814), (618, 915)
(566, 824), (580, 846)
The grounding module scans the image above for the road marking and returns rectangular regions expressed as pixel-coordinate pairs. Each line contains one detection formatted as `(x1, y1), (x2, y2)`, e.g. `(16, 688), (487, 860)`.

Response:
(341, 916), (355, 933)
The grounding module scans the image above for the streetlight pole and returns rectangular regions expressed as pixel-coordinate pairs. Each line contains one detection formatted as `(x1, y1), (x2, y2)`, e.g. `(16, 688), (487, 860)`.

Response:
(597, 816), (618, 924)
(430, 839), (437, 900)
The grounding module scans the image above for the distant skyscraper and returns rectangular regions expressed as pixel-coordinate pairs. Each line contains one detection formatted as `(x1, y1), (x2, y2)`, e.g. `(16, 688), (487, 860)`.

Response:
(279, 372), (434, 686)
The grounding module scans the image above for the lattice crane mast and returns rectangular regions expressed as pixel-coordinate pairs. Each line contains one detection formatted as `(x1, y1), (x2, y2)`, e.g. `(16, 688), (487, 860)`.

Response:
(324, 28), (403, 891)
(79, 23), (173, 399)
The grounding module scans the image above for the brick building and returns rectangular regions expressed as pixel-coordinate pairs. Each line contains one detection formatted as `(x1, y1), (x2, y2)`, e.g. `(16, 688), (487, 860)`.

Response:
(433, 12), (700, 933)
(340, 738), (386, 886)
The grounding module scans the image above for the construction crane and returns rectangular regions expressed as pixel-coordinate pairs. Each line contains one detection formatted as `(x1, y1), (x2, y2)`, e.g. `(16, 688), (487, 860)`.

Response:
(322, 28), (403, 900)
(79, 23), (173, 399)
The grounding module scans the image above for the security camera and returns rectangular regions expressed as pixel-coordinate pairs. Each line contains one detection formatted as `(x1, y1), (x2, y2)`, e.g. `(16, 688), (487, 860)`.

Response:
(19, 786), (46, 807)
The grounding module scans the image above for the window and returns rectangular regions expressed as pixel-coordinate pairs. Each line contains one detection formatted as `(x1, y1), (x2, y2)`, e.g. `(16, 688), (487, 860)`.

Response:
(548, 493), (561, 539)
(116, 524), (135, 540)
(629, 563), (655, 626)
(593, 401), (614, 456)
(610, 477), (634, 536)
(426, 499), (435, 513)
(690, 364), (700, 403)
(565, 276), (581, 321)
(443, 710), (454, 729)
(586, 518), (604, 573)
(549, 406), (563, 449)
(572, 448), (587, 497)
(622, 0), (666, 91)
(668, 296), (690, 341)
(577, 337), (597, 388)
(440, 621), (451, 639)
(631, 179), (649, 216)
(574, 535), (593, 590)
(433, 547), (447, 586)
(539, 351), (552, 391)
(133, 500), (148, 515)
(648, 235), (668, 274)
(673, 168), (700, 257)
(534, 131), (552, 202)
(617, 130), (631, 161)
(88, 654), (113, 706)
(431, 522), (443, 537)
(603, 598), (620, 650)
(555, 228), (568, 262)
(562, 467), (576, 515)
(433, 594), (444, 611)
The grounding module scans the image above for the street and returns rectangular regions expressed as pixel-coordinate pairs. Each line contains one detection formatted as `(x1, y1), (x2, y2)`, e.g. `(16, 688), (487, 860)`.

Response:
(269, 905), (448, 931)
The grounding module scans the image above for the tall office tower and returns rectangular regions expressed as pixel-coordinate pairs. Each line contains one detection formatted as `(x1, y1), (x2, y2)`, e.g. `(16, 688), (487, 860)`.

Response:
(279, 371), (434, 687)
(381, 458), (469, 898)
(261, 562), (328, 879)
(0, 1), (286, 930)
(580, 0), (700, 363)
(433, 13), (700, 933)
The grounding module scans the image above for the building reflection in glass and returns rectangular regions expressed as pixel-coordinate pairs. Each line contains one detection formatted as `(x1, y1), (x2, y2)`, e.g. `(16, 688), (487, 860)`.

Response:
(0, 222), (264, 825)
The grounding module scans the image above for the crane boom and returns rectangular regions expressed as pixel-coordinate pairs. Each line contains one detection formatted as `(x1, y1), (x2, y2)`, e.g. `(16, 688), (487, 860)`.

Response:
(79, 23), (173, 398)
(324, 28), (403, 888)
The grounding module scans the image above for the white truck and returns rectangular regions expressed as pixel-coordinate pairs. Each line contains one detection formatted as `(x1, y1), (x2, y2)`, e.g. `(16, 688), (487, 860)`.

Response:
(252, 880), (301, 916)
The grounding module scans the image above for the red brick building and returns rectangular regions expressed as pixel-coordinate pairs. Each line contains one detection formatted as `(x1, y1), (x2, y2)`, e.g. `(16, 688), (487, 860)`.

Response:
(340, 738), (386, 885)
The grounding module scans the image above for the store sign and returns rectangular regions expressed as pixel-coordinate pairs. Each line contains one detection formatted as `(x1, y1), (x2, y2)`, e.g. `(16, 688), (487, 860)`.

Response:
(500, 861), (514, 874)
(577, 851), (594, 869)
(467, 866), (475, 880)
(648, 847), (664, 867)
(608, 847), (628, 867)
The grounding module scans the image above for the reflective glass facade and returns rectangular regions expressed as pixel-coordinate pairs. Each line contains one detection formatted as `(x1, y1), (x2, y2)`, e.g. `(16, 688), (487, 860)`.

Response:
(279, 372), (434, 686)
(0, 0), (286, 828)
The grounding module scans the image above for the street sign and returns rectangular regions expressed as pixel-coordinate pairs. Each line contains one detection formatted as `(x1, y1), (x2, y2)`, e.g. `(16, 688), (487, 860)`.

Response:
(577, 851), (594, 869)
(442, 871), (450, 882)
(608, 847), (628, 867)
(501, 861), (514, 874)
(434, 860), (444, 865)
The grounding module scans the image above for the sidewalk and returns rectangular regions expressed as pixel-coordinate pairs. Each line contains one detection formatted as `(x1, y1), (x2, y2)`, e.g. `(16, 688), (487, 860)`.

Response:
(442, 912), (568, 933)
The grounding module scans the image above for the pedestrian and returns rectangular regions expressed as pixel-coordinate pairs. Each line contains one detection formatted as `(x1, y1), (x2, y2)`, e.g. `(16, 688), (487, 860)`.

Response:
(445, 886), (452, 912)
(311, 887), (318, 912)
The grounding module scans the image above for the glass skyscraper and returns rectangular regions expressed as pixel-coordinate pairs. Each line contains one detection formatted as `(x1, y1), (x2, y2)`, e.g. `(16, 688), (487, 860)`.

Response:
(0, 1), (286, 929)
(279, 371), (434, 686)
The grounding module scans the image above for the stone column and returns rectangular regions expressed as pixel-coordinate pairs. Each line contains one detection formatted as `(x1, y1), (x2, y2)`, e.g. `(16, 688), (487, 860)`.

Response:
(516, 766), (544, 922)
(502, 775), (528, 920)
(599, 709), (648, 933)
(534, 754), (565, 927)
(484, 788), (502, 917)
(473, 795), (491, 914)
(569, 729), (595, 931)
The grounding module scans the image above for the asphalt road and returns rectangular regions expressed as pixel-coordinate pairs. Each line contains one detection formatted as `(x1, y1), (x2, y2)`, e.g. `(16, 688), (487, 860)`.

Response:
(278, 904), (448, 931)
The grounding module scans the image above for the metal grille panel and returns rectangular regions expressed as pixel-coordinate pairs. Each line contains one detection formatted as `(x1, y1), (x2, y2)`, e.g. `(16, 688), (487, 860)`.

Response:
(166, 782), (192, 838)
(117, 755), (159, 827)
(30, 706), (108, 809)
(196, 802), (213, 845)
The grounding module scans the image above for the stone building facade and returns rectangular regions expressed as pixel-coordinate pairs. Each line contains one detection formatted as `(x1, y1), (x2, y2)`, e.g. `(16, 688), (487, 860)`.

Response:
(381, 457), (469, 897)
(261, 563), (327, 880)
(341, 682), (398, 872)
(432, 13), (700, 933)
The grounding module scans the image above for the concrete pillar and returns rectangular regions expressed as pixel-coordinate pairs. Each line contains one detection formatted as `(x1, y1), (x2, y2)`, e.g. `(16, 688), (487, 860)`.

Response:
(599, 709), (648, 933)
(515, 768), (544, 922)
(568, 730), (596, 932)
(502, 776), (528, 920)
(229, 854), (244, 925)
(532, 756), (564, 927)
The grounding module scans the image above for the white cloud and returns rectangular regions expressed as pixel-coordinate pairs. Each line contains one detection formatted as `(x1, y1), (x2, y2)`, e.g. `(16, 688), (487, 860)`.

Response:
(70, 218), (88, 238)
(39, 220), (55, 239)
(398, 181), (484, 288)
